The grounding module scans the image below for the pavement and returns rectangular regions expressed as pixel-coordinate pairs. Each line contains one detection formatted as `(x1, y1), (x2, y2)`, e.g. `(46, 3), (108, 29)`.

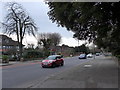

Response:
(31, 56), (119, 88)
(0, 60), (41, 66)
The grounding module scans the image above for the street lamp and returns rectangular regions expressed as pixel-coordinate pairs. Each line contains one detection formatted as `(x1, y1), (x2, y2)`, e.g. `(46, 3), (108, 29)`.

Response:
(93, 44), (97, 59)
(93, 44), (95, 59)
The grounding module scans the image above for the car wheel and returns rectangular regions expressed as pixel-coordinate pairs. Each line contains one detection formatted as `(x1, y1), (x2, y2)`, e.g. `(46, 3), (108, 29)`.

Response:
(52, 63), (56, 68)
(42, 66), (45, 68)
(61, 62), (64, 66)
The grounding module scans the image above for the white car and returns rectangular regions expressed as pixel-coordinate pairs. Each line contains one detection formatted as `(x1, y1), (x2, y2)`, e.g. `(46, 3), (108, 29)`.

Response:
(96, 53), (100, 56)
(87, 54), (93, 58)
(79, 54), (87, 59)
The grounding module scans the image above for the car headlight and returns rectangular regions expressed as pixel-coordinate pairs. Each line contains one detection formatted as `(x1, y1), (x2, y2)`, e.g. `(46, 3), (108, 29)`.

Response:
(42, 61), (45, 63)
(48, 61), (53, 63)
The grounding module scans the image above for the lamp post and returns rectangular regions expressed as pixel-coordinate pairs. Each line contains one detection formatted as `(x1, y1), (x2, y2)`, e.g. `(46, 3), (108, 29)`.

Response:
(78, 39), (79, 55)
(93, 44), (95, 59)
(93, 44), (97, 59)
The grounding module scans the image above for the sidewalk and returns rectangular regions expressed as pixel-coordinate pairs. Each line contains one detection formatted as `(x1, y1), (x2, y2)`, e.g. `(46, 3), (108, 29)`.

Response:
(0, 61), (19, 66)
(0, 59), (41, 66)
(32, 56), (118, 88)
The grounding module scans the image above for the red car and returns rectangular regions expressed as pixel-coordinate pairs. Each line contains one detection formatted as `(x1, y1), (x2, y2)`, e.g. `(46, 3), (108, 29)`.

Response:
(41, 55), (64, 68)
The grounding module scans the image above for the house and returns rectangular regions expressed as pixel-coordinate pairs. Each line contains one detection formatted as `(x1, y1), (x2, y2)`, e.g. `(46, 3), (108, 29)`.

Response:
(50, 44), (74, 56)
(0, 34), (22, 55)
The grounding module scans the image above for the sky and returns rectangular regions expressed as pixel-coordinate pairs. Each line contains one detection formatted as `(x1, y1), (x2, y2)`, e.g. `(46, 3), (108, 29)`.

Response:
(0, 0), (86, 47)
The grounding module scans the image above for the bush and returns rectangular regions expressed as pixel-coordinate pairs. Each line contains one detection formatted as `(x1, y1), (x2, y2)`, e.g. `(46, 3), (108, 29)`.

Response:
(2, 55), (9, 63)
(116, 55), (120, 61)
(44, 50), (50, 57)
(9, 55), (18, 61)
(23, 50), (44, 59)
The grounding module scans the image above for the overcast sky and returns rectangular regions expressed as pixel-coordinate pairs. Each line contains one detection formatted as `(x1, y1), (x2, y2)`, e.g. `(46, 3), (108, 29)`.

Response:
(0, 0), (86, 47)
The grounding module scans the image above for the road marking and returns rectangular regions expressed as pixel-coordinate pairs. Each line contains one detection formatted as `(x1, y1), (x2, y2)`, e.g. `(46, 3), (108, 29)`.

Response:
(84, 65), (92, 68)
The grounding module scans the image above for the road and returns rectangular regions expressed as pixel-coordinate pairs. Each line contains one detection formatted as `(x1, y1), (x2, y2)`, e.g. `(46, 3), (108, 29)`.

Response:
(33, 55), (118, 88)
(2, 56), (92, 88)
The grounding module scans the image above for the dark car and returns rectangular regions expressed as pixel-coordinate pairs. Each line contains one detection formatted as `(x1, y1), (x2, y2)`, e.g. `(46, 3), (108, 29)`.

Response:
(41, 55), (64, 68)
(78, 54), (87, 59)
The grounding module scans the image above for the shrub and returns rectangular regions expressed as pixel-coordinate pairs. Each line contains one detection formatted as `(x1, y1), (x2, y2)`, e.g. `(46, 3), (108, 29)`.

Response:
(43, 50), (50, 57)
(2, 55), (9, 63)
(23, 50), (44, 59)
(116, 55), (120, 61)
(9, 55), (18, 61)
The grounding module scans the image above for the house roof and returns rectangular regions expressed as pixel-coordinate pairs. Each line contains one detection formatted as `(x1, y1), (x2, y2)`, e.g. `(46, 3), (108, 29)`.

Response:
(0, 34), (24, 46)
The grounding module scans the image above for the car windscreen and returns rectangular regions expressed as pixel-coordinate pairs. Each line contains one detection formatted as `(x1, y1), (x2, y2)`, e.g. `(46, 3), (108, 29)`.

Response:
(46, 56), (56, 60)
(80, 54), (85, 56)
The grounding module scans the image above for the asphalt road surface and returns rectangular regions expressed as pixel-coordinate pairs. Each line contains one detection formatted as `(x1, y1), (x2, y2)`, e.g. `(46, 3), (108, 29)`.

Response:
(32, 56), (118, 88)
(2, 56), (92, 88)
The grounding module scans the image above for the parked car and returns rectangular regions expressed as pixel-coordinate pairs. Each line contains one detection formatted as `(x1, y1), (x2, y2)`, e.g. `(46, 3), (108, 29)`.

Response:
(78, 54), (86, 59)
(96, 53), (100, 56)
(41, 55), (64, 68)
(87, 53), (93, 58)
(9, 55), (18, 61)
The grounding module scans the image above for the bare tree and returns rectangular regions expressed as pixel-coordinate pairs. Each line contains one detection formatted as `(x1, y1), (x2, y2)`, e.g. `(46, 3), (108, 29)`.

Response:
(49, 33), (61, 54)
(49, 33), (61, 46)
(2, 2), (37, 60)
(38, 33), (61, 49)
(37, 33), (52, 50)
(27, 43), (34, 49)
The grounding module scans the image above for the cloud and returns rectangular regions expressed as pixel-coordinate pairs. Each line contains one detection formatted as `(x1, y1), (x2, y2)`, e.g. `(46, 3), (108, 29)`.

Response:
(60, 37), (85, 47)
(9, 34), (37, 47)
(9, 34), (85, 48)
(1, 0), (44, 2)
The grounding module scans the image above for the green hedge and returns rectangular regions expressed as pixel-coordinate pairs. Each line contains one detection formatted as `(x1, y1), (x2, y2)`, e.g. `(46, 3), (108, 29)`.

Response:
(2, 55), (9, 63)
(23, 50), (44, 59)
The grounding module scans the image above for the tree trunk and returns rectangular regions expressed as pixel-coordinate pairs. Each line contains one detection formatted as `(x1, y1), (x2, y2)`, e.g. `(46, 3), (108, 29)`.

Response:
(19, 40), (23, 61)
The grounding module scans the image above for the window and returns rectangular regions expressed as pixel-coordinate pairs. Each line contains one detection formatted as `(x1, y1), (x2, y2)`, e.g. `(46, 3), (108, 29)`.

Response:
(2, 46), (6, 49)
(5, 39), (9, 43)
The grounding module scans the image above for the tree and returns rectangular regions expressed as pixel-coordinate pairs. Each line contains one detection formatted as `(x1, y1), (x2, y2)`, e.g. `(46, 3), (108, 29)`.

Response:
(2, 2), (37, 60)
(49, 33), (61, 46)
(37, 33), (61, 56)
(37, 33), (52, 50)
(75, 44), (89, 54)
(27, 43), (35, 49)
(47, 2), (120, 56)
(37, 33), (61, 49)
